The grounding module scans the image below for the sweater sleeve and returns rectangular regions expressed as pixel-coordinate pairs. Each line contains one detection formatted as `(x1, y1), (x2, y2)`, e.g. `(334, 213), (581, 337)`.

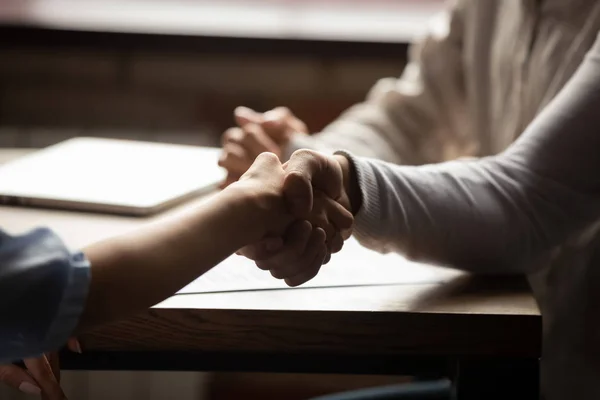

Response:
(339, 33), (600, 274)
(286, 0), (470, 165)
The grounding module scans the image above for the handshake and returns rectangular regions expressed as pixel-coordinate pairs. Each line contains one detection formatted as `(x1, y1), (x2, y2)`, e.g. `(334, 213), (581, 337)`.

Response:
(229, 149), (359, 287)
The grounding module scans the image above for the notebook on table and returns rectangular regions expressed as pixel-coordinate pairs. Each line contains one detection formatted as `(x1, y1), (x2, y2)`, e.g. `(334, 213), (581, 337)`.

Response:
(0, 137), (227, 216)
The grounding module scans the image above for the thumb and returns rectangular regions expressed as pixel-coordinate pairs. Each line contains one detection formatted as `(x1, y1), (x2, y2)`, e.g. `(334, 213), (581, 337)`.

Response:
(283, 150), (343, 217)
(0, 364), (42, 396)
(283, 169), (313, 217)
(234, 106), (262, 127)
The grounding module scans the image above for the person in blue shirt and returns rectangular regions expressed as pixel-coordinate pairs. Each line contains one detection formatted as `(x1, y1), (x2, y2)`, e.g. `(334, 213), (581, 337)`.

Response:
(0, 153), (353, 399)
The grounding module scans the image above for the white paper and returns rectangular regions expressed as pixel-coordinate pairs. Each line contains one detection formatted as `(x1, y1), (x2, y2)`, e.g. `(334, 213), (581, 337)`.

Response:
(179, 237), (460, 294)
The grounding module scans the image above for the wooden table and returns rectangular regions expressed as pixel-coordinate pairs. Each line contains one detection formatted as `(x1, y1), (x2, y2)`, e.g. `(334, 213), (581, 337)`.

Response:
(0, 149), (541, 399)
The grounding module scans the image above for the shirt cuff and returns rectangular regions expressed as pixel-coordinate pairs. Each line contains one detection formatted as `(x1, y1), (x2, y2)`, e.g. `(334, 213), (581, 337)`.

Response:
(334, 151), (388, 249)
(0, 228), (91, 361)
(42, 250), (90, 354)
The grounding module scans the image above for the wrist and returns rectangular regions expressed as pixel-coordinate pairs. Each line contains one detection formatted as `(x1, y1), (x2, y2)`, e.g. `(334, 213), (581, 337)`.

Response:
(334, 154), (362, 215)
(220, 181), (287, 243)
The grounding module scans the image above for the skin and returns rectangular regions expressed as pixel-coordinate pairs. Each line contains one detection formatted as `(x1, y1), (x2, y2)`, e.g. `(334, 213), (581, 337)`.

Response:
(219, 106), (308, 187)
(239, 150), (359, 286)
(2, 152), (353, 399)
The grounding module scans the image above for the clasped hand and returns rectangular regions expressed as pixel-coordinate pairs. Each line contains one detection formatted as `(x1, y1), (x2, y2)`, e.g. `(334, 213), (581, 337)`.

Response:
(238, 149), (355, 287)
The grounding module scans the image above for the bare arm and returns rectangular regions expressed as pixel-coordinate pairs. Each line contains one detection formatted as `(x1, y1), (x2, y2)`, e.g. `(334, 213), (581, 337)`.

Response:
(0, 153), (295, 362)
(78, 182), (280, 330)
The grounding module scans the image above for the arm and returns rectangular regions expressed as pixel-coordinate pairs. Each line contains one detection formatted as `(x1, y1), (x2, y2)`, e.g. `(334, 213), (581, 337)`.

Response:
(287, 0), (469, 164)
(341, 33), (600, 274)
(79, 182), (281, 329)
(0, 153), (294, 361)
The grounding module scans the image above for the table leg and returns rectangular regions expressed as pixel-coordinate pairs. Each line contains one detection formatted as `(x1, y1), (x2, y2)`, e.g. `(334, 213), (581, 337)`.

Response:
(454, 357), (539, 400)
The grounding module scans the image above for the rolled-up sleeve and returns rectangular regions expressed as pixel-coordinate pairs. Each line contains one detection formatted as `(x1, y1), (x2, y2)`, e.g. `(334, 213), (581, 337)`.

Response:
(0, 228), (90, 362)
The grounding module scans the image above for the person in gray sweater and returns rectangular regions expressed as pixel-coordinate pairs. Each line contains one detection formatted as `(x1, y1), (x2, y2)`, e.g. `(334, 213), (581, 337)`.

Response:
(220, 1), (600, 181)
(221, 2), (599, 397)
(241, 33), (600, 400)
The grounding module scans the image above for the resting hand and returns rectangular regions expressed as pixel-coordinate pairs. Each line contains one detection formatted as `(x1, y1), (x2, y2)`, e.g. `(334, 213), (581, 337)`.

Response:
(219, 106), (309, 187)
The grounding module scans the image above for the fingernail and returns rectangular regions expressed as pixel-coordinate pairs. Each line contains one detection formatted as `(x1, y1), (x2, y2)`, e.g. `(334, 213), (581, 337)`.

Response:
(19, 382), (41, 396)
(235, 106), (254, 117)
(73, 339), (83, 354)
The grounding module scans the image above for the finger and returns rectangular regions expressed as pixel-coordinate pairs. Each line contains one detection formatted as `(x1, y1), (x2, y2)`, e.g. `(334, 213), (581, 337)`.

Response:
(218, 143), (253, 176)
(242, 220), (311, 262)
(263, 107), (309, 138)
(283, 150), (343, 216)
(341, 226), (353, 241)
(237, 236), (284, 260)
(0, 364), (41, 396)
(219, 173), (240, 189)
(243, 152), (281, 177)
(66, 338), (82, 354)
(266, 225), (323, 280)
(241, 123), (281, 158)
(328, 230), (344, 254)
(24, 356), (66, 400)
(221, 127), (244, 146)
(256, 221), (313, 271)
(323, 197), (354, 232)
(307, 192), (337, 248)
(46, 352), (60, 382)
(285, 233), (328, 287)
(234, 106), (263, 127)
(323, 252), (332, 265)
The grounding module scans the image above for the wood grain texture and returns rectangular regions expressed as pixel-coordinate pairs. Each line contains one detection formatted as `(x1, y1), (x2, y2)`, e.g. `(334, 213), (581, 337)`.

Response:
(0, 149), (541, 366)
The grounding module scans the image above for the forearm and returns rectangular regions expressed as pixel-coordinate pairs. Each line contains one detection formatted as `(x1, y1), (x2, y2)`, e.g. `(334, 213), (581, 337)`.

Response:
(338, 35), (600, 273)
(78, 188), (259, 331)
(341, 155), (585, 274)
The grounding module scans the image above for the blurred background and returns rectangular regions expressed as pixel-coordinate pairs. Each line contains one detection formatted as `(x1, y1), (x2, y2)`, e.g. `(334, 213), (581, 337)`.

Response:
(0, 0), (442, 398)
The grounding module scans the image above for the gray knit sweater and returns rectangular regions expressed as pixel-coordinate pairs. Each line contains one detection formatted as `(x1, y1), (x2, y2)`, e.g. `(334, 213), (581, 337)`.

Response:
(343, 35), (600, 400)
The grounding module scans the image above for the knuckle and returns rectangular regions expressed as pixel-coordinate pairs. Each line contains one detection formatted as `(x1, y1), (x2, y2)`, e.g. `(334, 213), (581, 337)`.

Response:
(222, 127), (241, 143)
(270, 269), (288, 280)
(274, 106), (292, 118)
(291, 148), (315, 160)
(244, 126), (261, 140)
(342, 213), (354, 229)
(256, 151), (279, 164)
(285, 277), (301, 287)
(255, 261), (271, 271)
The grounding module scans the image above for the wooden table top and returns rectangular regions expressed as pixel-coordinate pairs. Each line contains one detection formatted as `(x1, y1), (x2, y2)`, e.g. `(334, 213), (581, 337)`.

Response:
(0, 149), (541, 366)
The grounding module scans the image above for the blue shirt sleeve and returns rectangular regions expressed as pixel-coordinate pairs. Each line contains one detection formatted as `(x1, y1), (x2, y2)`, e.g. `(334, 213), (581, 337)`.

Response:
(0, 228), (90, 363)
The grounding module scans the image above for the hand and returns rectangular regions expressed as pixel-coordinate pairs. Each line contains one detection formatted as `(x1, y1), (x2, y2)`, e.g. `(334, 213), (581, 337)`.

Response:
(219, 106), (309, 187)
(0, 338), (81, 399)
(226, 152), (293, 241)
(238, 150), (358, 286)
(238, 187), (353, 286)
